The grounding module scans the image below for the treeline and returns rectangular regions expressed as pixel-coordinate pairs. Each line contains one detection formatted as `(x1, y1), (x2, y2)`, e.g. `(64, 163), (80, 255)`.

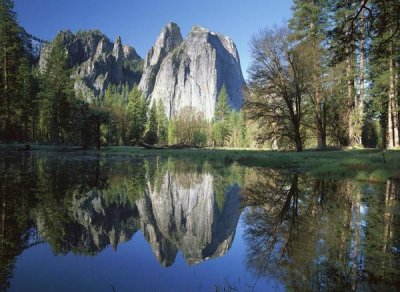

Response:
(3, 0), (399, 151)
(103, 83), (249, 147)
(245, 0), (400, 151)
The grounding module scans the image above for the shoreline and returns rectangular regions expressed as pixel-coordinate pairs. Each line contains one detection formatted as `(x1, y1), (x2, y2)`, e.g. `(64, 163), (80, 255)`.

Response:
(1, 144), (399, 183)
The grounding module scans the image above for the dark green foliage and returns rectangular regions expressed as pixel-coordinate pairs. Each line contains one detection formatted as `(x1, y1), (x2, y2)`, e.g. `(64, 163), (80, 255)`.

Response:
(0, 0), (35, 142)
(156, 99), (168, 144)
(362, 118), (379, 148)
(123, 59), (143, 85)
(127, 86), (148, 145)
(145, 103), (158, 145)
(38, 35), (76, 144)
(213, 85), (232, 146)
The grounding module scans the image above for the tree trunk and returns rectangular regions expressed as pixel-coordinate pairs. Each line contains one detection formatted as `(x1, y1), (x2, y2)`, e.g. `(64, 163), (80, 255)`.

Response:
(395, 60), (400, 147)
(347, 54), (355, 146)
(316, 111), (326, 149)
(388, 53), (400, 148)
(3, 51), (10, 141)
(345, 1), (355, 147)
(294, 124), (303, 152)
(317, 129), (326, 149)
(357, 2), (366, 146)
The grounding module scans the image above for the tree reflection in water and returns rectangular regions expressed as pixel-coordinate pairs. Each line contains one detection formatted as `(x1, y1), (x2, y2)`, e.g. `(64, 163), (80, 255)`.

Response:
(0, 153), (242, 289)
(242, 168), (400, 291)
(1, 153), (399, 291)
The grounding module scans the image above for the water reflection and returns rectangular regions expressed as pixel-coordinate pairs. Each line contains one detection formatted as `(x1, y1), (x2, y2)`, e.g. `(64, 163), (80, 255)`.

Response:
(242, 168), (400, 290)
(137, 168), (240, 266)
(0, 153), (399, 291)
(0, 153), (242, 290)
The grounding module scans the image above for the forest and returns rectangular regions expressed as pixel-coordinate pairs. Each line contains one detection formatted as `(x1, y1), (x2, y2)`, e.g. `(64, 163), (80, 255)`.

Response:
(1, 0), (399, 151)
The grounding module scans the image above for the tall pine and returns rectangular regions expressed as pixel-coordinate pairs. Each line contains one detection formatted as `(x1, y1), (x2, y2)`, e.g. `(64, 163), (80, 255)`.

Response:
(38, 35), (75, 144)
(213, 85), (231, 146)
(0, 0), (26, 141)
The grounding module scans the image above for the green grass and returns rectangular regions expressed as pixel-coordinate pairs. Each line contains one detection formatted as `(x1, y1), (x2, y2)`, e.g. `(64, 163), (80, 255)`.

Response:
(1, 144), (399, 183)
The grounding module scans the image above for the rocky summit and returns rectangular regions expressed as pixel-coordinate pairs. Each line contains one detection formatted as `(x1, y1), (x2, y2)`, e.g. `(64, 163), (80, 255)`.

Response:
(39, 30), (143, 100)
(139, 23), (245, 119)
(38, 24), (245, 117)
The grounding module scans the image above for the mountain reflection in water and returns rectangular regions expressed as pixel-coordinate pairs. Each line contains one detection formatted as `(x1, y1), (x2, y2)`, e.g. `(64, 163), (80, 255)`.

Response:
(0, 153), (399, 291)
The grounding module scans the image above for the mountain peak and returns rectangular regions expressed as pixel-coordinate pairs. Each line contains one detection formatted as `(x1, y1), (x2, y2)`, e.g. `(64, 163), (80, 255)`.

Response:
(139, 22), (245, 119)
(138, 22), (184, 97)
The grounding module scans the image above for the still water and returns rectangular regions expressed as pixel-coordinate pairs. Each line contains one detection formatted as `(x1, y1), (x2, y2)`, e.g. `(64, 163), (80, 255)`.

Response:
(0, 152), (399, 291)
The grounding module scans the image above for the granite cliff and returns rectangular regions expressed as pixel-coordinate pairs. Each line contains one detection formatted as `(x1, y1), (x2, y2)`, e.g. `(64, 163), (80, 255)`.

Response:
(38, 23), (245, 117)
(38, 30), (143, 100)
(139, 23), (245, 119)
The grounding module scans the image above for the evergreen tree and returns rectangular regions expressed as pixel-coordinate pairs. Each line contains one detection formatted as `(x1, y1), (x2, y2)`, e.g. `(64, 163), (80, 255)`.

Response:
(369, 1), (400, 148)
(156, 99), (168, 144)
(127, 86), (147, 145)
(145, 103), (158, 145)
(89, 103), (109, 149)
(15, 56), (35, 142)
(0, 0), (27, 141)
(329, 0), (400, 148)
(213, 85), (232, 146)
(167, 119), (176, 145)
(238, 111), (248, 147)
(215, 85), (230, 121)
(38, 35), (75, 144)
(103, 83), (132, 145)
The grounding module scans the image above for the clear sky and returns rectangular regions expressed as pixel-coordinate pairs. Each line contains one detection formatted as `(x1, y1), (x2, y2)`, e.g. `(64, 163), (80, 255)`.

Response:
(14, 0), (293, 79)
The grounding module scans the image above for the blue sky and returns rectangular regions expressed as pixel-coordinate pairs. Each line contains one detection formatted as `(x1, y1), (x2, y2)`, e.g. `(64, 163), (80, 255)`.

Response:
(15, 0), (292, 79)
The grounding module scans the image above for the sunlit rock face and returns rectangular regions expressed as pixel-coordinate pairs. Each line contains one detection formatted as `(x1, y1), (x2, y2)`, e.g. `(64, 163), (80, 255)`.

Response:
(139, 23), (245, 119)
(39, 30), (142, 100)
(136, 171), (241, 266)
(138, 22), (183, 98)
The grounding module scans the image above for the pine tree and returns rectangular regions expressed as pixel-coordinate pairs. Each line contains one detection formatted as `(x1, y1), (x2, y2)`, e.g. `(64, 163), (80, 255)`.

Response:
(38, 35), (75, 144)
(16, 56), (35, 142)
(103, 83), (133, 145)
(238, 110), (248, 147)
(167, 119), (176, 145)
(215, 85), (230, 121)
(145, 103), (158, 145)
(156, 99), (168, 144)
(214, 85), (232, 146)
(369, 1), (400, 148)
(0, 0), (26, 141)
(127, 86), (147, 145)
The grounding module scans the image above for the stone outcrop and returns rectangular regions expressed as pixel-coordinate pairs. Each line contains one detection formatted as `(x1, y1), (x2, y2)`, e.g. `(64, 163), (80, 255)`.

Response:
(139, 22), (183, 97)
(39, 30), (143, 100)
(139, 23), (245, 119)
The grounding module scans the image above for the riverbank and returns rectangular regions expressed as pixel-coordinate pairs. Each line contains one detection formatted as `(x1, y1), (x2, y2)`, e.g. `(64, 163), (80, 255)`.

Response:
(1, 144), (399, 183)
